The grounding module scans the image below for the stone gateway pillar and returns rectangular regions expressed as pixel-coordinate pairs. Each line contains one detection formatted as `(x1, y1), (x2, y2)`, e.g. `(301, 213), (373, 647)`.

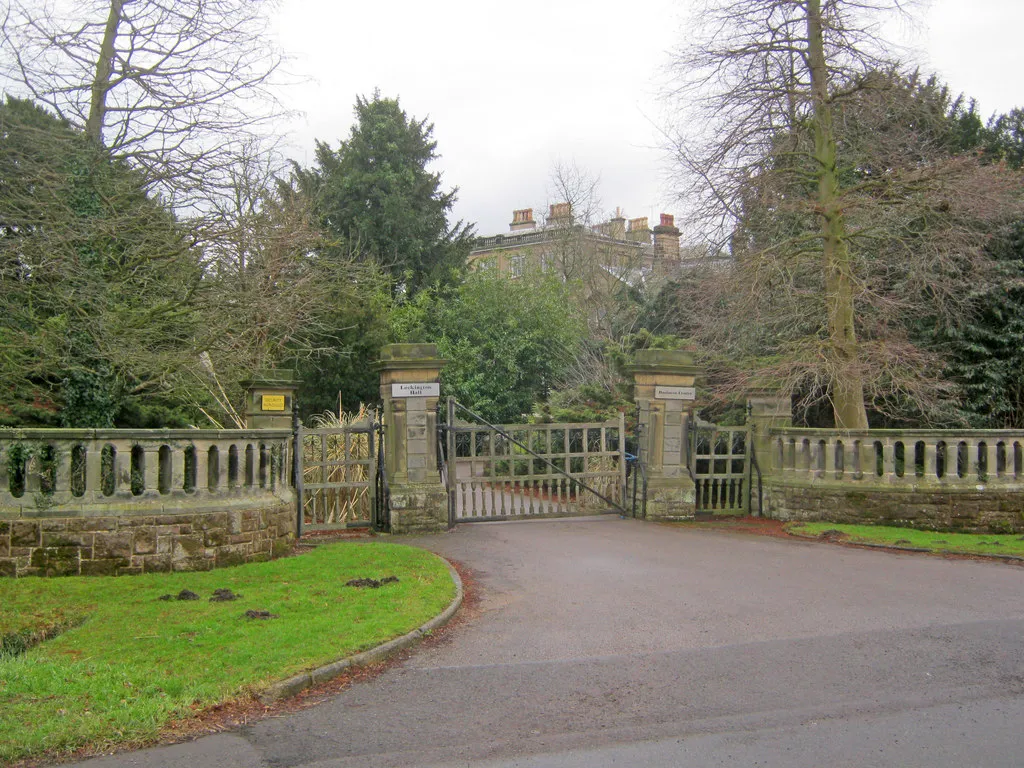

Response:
(632, 349), (704, 521)
(242, 370), (298, 429)
(376, 344), (448, 533)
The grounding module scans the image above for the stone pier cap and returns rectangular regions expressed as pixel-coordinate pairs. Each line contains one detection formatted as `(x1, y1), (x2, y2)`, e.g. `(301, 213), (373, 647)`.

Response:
(630, 348), (704, 379)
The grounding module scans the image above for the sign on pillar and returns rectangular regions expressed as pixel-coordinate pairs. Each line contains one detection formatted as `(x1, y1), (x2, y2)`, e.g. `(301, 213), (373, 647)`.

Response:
(242, 370), (298, 429)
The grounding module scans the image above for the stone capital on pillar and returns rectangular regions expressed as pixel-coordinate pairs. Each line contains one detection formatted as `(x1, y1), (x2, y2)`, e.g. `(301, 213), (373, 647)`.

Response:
(375, 344), (448, 533)
(631, 349), (704, 521)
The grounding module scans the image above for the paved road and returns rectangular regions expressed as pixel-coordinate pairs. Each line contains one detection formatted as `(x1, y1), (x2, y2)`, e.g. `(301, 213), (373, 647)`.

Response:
(74, 517), (1024, 767)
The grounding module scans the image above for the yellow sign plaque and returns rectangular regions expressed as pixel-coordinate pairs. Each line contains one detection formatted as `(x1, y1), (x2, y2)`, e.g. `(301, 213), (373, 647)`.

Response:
(261, 394), (286, 412)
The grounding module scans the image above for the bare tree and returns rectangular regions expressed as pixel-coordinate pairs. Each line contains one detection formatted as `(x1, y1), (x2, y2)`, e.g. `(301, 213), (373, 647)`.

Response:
(0, 0), (287, 217)
(666, 0), (1023, 426)
(542, 161), (605, 282)
(182, 169), (385, 427)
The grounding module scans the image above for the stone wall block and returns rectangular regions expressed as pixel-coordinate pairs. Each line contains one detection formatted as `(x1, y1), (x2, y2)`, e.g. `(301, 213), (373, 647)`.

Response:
(216, 544), (250, 567)
(67, 518), (113, 532)
(142, 554), (172, 573)
(81, 558), (128, 576)
(11, 521), (40, 547)
(171, 533), (206, 561)
(94, 531), (133, 559)
(134, 527), (157, 555)
(42, 531), (91, 549)
(30, 546), (81, 576)
(116, 516), (155, 528)
(204, 527), (228, 547)
(171, 555), (214, 572)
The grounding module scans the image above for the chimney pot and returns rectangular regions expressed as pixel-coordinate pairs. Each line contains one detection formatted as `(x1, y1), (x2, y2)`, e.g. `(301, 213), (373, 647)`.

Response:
(509, 207), (537, 232)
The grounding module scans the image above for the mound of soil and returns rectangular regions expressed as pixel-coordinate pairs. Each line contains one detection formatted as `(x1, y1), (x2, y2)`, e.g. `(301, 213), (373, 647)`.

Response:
(345, 576), (399, 589)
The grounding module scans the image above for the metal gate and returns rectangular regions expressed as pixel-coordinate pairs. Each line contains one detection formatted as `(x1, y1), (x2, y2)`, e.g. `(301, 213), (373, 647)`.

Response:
(690, 421), (750, 514)
(295, 418), (389, 533)
(439, 399), (627, 523)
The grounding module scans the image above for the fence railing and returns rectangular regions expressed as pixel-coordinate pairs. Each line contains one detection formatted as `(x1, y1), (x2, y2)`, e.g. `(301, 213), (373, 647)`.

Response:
(0, 429), (293, 511)
(298, 420), (377, 528)
(691, 425), (749, 512)
(768, 428), (1024, 486)
(447, 417), (627, 520)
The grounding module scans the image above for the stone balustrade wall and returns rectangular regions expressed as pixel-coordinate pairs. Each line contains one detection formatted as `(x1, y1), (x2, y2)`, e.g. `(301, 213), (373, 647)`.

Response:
(1, 429), (295, 577)
(762, 428), (1024, 533)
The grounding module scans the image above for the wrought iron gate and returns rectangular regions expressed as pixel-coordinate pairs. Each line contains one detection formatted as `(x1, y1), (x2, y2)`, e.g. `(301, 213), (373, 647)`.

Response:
(690, 421), (750, 514)
(295, 418), (389, 534)
(439, 399), (628, 524)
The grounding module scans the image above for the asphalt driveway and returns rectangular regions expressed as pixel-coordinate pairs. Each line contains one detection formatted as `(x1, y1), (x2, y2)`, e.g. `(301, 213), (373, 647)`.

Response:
(74, 516), (1024, 767)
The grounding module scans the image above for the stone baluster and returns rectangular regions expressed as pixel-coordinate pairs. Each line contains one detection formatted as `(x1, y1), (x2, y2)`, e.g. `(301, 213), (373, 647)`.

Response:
(843, 439), (857, 479)
(113, 440), (132, 497)
(86, 441), (105, 498)
(0, 445), (10, 505)
(171, 444), (187, 494)
(882, 438), (898, 482)
(923, 438), (938, 481)
(825, 440), (837, 479)
(52, 444), (74, 505)
(937, 439), (950, 481)
(25, 450), (41, 496)
(218, 443), (231, 492)
(984, 441), (998, 484)
(194, 442), (210, 493)
(812, 440), (824, 478)
(142, 445), (161, 498)
(965, 439), (979, 482)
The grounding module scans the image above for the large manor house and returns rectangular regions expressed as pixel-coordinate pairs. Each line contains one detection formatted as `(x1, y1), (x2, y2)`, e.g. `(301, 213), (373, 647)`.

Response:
(467, 203), (694, 287)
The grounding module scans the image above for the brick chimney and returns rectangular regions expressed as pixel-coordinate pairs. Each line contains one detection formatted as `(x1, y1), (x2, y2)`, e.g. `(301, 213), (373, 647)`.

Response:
(627, 216), (650, 243)
(510, 208), (536, 232)
(653, 213), (680, 260)
(548, 202), (572, 225)
(606, 206), (627, 239)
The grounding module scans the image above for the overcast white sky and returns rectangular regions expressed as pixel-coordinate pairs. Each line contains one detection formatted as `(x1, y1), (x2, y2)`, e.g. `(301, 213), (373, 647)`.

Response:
(273, 0), (1024, 239)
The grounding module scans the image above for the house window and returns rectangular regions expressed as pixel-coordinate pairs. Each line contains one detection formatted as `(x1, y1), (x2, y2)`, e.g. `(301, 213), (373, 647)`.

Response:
(510, 255), (525, 278)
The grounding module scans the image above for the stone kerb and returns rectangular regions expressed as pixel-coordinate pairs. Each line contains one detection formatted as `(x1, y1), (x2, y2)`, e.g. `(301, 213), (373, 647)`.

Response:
(0, 428), (296, 577)
(632, 349), (704, 521)
(376, 344), (448, 534)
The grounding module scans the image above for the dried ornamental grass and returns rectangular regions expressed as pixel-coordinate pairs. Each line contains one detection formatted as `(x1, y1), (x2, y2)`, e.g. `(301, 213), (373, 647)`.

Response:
(302, 405), (377, 525)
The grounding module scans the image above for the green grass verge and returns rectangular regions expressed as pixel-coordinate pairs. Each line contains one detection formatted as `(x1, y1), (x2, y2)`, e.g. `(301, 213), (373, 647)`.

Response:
(0, 542), (455, 764)
(785, 522), (1024, 557)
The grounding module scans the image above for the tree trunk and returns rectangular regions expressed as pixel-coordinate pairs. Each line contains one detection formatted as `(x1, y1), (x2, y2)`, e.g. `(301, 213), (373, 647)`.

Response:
(806, 0), (869, 429)
(85, 0), (124, 144)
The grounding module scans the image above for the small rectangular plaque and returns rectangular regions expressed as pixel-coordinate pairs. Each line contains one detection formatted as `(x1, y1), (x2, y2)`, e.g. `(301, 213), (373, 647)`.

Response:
(392, 382), (440, 398)
(655, 385), (696, 401)
(261, 394), (286, 411)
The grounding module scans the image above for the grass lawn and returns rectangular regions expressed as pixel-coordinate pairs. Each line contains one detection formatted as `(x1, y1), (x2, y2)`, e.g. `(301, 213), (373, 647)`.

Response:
(0, 541), (455, 764)
(785, 522), (1024, 557)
